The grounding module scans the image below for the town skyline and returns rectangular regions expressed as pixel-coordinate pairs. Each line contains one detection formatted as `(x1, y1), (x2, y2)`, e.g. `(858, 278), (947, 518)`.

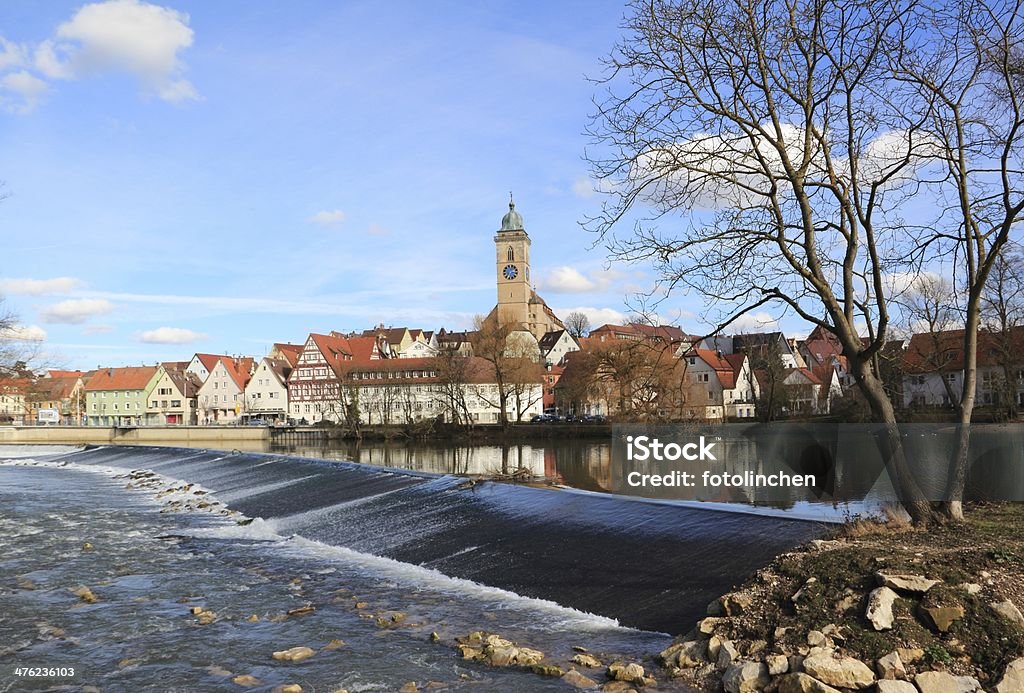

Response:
(0, 0), (803, 371)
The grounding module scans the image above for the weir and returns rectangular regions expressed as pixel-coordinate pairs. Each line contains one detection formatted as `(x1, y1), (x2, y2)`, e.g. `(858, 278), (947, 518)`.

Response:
(44, 445), (823, 634)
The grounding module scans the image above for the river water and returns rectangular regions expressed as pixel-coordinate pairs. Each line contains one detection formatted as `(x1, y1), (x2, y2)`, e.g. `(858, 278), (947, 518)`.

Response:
(0, 443), (826, 692)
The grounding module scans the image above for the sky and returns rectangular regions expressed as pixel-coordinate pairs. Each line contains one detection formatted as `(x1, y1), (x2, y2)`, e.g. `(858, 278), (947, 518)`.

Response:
(0, 0), (835, 371)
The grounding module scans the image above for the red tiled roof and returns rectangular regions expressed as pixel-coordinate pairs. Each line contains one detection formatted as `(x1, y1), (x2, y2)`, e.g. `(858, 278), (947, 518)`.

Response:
(194, 353), (232, 373)
(691, 348), (737, 389)
(45, 370), (84, 379)
(272, 343), (303, 368)
(84, 366), (158, 392)
(219, 357), (254, 391)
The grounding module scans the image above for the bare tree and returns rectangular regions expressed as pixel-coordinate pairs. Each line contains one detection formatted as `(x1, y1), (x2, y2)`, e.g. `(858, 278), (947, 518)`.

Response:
(980, 244), (1024, 416)
(586, 0), (1024, 524)
(564, 311), (592, 339)
(470, 315), (543, 426)
(900, 275), (963, 407)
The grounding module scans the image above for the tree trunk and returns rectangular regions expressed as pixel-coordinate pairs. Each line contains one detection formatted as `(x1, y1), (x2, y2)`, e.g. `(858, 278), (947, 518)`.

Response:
(851, 359), (937, 526)
(941, 308), (981, 522)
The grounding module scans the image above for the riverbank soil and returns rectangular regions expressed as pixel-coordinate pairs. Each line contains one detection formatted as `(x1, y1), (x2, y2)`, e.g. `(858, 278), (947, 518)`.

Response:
(659, 503), (1024, 692)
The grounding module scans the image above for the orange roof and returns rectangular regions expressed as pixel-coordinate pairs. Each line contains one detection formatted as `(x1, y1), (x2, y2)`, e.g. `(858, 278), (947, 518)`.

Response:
(46, 370), (84, 379)
(219, 357), (254, 391)
(691, 348), (739, 389)
(84, 366), (158, 392)
(33, 375), (80, 401)
(307, 333), (354, 377)
(346, 335), (381, 363)
(193, 353), (232, 373)
(272, 343), (303, 368)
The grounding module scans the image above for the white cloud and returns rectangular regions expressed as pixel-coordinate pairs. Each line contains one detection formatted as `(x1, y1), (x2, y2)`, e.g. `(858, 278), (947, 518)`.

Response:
(0, 70), (48, 113)
(138, 326), (206, 344)
(728, 311), (781, 333)
(539, 266), (620, 293)
(308, 209), (347, 226)
(41, 298), (114, 324)
(0, 37), (26, 71)
(571, 176), (615, 199)
(0, 276), (83, 295)
(0, 324), (47, 342)
(635, 126), (943, 210)
(33, 0), (198, 102)
(556, 306), (628, 327)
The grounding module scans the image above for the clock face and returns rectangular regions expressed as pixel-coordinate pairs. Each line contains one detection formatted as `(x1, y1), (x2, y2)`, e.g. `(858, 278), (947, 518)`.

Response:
(503, 264), (519, 280)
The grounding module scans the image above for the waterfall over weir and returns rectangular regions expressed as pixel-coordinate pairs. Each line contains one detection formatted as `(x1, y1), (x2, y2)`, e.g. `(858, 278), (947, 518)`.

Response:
(49, 445), (823, 635)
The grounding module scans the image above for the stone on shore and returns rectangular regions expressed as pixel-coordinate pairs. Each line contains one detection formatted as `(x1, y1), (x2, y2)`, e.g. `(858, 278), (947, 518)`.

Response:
(866, 586), (898, 631)
(562, 668), (599, 689)
(914, 671), (983, 693)
(921, 605), (965, 633)
(721, 661), (769, 693)
(572, 653), (603, 668)
(876, 651), (906, 680)
(606, 662), (646, 684)
(996, 658), (1024, 693)
(766, 654), (789, 676)
(876, 572), (939, 593)
(273, 686), (302, 693)
(272, 646), (316, 663)
(776, 673), (842, 693)
(876, 681), (918, 693)
(232, 674), (260, 687)
(801, 653), (875, 689)
(990, 599), (1024, 625)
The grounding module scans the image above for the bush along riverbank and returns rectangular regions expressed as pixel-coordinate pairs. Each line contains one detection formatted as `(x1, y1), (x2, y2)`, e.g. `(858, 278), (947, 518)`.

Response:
(658, 504), (1024, 692)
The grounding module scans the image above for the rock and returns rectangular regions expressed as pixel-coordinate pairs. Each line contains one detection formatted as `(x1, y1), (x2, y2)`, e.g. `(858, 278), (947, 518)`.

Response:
(921, 605), (965, 633)
(429, 631), (440, 642)
(530, 664), (564, 677)
(958, 583), (982, 595)
(767, 654), (789, 676)
(776, 673), (842, 693)
(232, 674), (260, 687)
(876, 572), (940, 593)
(246, 614), (259, 622)
(70, 585), (97, 604)
(512, 647), (544, 667)
(722, 661), (769, 693)
(876, 651), (906, 680)
(990, 599), (1024, 625)
(698, 616), (725, 634)
(897, 648), (924, 665)
(272, 646), (316, 663)
(399, 683), (418, 693)
(82, 542), (93, 551)
(563, 669), (600, 689)
(707, 597), (726, 616)
(708, 634), (725, 660)
(601, 683), (636, 693)
(717, 640), (740, 669)
(722, 592), (753, 616)
(801, 653), (875, 689)
(996, 658), (1024, 693)
(286, 605), (315, 617)
(205, 665), (232, 676)
(876, 682), (918, 693)
(747, 640), (767, 656)
(197, 610), (217, 625)
(914, 671), (983, 693)
(806, 631), (827, 648)
(572, 653), (602, 668)
(661, 640), (706, 668)
(273, 686), (302, 693)
(866, 586), (898, 631)
(792, 577), (817, 603)
(322, 639), (345, 651)
(606, 662), (646, 684)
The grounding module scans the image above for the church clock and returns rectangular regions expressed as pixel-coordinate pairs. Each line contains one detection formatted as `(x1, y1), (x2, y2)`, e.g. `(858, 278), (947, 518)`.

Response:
(503, 264), (519, 280)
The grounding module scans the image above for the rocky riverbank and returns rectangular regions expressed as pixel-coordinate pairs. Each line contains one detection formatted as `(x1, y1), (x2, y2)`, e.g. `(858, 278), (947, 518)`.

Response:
(656, 504), (1024, 692)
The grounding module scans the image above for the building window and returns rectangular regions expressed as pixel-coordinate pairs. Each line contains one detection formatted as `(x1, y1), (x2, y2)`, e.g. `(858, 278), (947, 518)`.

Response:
(507, 246), (514, 261)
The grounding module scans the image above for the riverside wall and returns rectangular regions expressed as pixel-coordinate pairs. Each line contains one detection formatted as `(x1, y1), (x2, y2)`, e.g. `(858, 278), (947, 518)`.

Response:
(0, 425), (269, 448)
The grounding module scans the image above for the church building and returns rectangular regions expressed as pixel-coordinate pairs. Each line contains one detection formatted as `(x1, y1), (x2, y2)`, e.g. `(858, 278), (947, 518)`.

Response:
(491, 197), (565, 341)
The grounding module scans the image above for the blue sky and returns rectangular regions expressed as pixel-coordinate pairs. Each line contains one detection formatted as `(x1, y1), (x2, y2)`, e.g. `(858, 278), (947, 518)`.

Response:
(1, 0), (710, 370)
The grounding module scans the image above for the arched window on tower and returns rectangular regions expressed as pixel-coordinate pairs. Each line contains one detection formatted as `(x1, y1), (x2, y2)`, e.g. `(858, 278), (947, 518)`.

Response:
(507, 246), (514, 262)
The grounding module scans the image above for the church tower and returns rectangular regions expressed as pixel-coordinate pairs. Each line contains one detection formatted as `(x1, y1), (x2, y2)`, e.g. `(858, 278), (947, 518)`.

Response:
(495, 196), (532, 329)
